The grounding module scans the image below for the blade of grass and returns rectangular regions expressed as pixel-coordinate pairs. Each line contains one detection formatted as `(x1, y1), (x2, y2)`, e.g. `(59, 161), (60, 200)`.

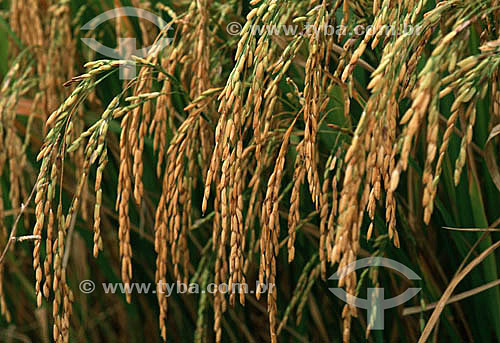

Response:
(418, 239), (500, 342)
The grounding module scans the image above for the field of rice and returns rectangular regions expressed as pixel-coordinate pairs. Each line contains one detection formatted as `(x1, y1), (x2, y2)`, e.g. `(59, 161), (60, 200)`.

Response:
(0, 0), (500, 342)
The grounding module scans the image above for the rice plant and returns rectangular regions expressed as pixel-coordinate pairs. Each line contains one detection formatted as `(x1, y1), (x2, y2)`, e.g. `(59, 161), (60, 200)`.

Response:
(0, 0), (500, 342)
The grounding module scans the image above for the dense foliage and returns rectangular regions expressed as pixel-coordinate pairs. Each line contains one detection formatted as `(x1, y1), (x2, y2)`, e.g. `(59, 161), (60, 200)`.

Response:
(1, 0), (500, 342)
